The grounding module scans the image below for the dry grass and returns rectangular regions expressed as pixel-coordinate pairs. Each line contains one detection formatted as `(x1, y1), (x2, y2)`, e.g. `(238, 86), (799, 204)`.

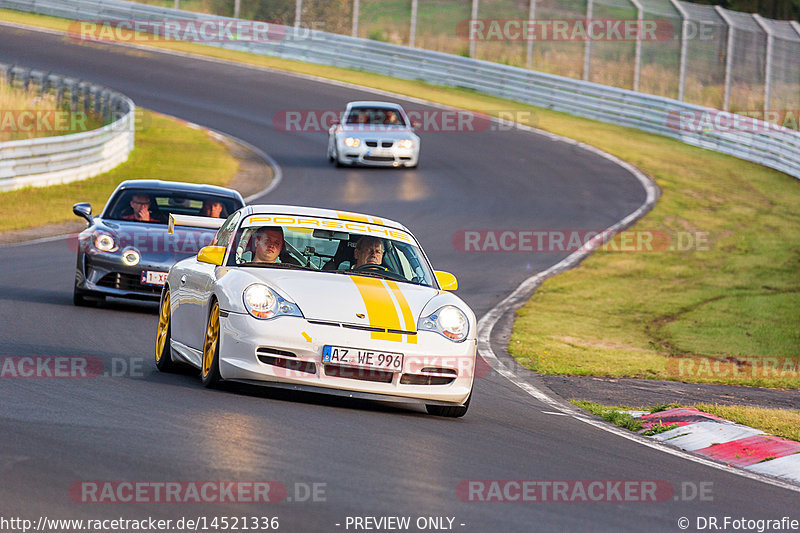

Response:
(0, 78), (104, 142)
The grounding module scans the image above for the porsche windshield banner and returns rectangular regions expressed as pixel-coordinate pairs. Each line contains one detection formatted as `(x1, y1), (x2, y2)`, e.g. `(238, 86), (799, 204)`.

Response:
(243, 214), (414, 243)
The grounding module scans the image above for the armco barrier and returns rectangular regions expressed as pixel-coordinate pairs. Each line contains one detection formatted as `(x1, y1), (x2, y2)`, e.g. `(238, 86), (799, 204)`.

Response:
(2, 0), (798, 180)
(0, 63), (135, 192)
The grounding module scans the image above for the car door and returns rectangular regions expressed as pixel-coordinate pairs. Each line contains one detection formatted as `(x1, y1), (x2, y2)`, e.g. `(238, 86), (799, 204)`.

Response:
(172, 212), (240, 351)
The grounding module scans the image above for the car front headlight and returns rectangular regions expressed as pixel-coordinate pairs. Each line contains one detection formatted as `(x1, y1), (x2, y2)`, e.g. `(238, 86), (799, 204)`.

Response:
(344, 137), (360, 148)
(93, 230), (118, 252)
(397, 139), (414, 149)
(418, 305), (469, 342)
(243, 284), (303, 320)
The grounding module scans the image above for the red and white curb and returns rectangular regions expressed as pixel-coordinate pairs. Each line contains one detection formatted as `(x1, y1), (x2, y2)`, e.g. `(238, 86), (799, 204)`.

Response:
(633, 408), (800, 484)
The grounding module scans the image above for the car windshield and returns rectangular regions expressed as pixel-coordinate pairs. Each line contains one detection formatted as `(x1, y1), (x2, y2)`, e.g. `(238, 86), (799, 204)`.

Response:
(345, 107), (406, 126)
(104, 189), (242, 224)
(229, 218), (435, 287)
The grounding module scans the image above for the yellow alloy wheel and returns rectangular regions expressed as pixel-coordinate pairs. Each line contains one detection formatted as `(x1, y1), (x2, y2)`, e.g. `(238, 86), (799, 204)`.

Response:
(202, 301), (220, 380)
(155, 291), (171, 362)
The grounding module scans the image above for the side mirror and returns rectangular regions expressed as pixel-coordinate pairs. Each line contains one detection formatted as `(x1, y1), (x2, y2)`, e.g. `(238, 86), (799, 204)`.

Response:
(331, 118), (340, 125)
(73, 202), (93, 224)
(197, 245), (227, 266)
(434, 271), (458, 291)
(411, 121), (421, 130)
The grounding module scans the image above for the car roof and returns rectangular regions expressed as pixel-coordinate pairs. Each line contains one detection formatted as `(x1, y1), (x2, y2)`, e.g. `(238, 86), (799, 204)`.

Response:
(114, 179), (244, 200)
(346, 101), (405, 111)
(241, 204), (411, 233)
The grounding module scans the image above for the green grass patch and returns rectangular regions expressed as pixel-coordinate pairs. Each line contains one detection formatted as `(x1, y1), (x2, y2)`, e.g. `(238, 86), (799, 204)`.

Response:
(3, 9), (798, 389)
(0, 110), (237, 232)
(571, 401), (643, 432)
(572, 401), (800, 442)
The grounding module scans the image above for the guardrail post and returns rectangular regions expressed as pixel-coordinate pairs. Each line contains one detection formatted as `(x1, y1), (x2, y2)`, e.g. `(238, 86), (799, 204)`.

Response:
(295, 0), (302, 28)
(714, 6), (734, 111)
(409, 0), (418, 47)
(174, 0), (179, 9)
(583, 0), (594, 81)
(752, 14), (773, 114)
(525, 0), (537, 69)
(669, 0), (689, 101)
(469, 0), (479, 58)
(234, 0), (240, 20)
(352, 0), (360, 37)
(631, 0), (643, 92)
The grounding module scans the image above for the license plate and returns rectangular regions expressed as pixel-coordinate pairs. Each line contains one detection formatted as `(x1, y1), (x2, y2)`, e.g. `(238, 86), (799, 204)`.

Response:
(322, 345), (403, 371)
(141, 270), (168, 286)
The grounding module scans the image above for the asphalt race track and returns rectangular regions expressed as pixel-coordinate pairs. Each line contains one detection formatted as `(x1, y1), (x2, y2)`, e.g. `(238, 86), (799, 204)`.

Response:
(0, 24), (797, 532)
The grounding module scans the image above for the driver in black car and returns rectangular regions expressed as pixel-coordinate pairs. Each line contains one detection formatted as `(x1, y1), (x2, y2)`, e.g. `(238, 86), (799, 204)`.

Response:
(352, 236), (384, 269)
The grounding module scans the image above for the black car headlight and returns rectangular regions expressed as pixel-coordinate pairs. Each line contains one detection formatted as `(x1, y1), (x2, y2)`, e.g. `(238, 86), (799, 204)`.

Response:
(243, 284), (303, 320)
(92, 230), (118, 252)
(418, 305), (469, 342)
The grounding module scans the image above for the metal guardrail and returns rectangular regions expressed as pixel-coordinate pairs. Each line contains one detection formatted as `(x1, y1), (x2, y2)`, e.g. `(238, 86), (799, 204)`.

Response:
(0, 63), (135, 192)
(2, 0), (798, 180)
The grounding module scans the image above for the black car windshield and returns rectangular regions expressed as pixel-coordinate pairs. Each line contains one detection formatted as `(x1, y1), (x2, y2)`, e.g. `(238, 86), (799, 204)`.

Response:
(104, 189), (242, 224)
(230, 217), (435, 287)
(345, 107), (406, 126)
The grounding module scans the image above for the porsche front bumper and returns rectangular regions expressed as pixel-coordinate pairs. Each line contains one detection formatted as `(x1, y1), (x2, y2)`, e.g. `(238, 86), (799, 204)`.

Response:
(218, 312), (475, 405)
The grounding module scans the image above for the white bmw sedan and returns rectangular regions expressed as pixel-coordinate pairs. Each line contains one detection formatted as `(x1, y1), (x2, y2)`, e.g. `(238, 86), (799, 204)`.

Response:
(327, 101), (420, 168)
(156, 205), (475, 417)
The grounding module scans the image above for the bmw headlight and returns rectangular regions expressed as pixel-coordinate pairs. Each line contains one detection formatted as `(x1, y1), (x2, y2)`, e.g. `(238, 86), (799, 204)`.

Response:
(344, 137), (360, 148)
(243, 284), (303, 320)
(92, 231), (118, 252)
(418, 305), (469, 342)
(397, 139), (414, 149)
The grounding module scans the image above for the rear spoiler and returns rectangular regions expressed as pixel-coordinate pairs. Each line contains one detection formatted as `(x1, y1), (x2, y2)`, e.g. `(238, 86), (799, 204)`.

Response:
(168, 214), (226, 234)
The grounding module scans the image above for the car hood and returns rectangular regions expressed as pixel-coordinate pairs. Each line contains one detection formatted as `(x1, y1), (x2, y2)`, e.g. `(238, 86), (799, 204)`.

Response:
(336, 125), (417, 139)
(244, 269), (438, 332)
(90, 218), (216, 262)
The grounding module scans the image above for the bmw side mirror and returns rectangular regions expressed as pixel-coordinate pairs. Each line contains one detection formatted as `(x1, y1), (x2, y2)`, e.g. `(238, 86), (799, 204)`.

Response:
(73, 202), (93, 224)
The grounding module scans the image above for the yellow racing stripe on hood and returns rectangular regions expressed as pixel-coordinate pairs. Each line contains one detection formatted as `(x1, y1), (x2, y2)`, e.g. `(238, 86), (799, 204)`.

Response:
(350, 276), (402, 342)
(386, 280), (417, 344)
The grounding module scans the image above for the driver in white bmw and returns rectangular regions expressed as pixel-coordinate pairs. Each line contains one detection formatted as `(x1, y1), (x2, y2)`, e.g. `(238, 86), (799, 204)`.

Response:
(352, 236), (384, 268)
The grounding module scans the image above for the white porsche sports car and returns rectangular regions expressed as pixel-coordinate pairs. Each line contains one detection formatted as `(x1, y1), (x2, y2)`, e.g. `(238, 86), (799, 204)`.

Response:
(327, 101), (420, 168)
(156, 205), (476, 417)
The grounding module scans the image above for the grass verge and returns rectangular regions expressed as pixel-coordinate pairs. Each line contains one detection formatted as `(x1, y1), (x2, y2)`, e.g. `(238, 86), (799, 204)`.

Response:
(572, 401), (800, 443)
(0, 109), (237, 232)
(2, 9), (798, 388)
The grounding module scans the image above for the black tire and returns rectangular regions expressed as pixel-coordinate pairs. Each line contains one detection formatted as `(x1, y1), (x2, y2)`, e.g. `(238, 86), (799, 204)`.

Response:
(201, 300), (222, 388)
(155, 289), (176, 372)
(426, 392), (471, 418)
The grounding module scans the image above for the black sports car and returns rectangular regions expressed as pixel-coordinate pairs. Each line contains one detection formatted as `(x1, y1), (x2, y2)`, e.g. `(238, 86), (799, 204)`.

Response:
(72, 180), (245, 305)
